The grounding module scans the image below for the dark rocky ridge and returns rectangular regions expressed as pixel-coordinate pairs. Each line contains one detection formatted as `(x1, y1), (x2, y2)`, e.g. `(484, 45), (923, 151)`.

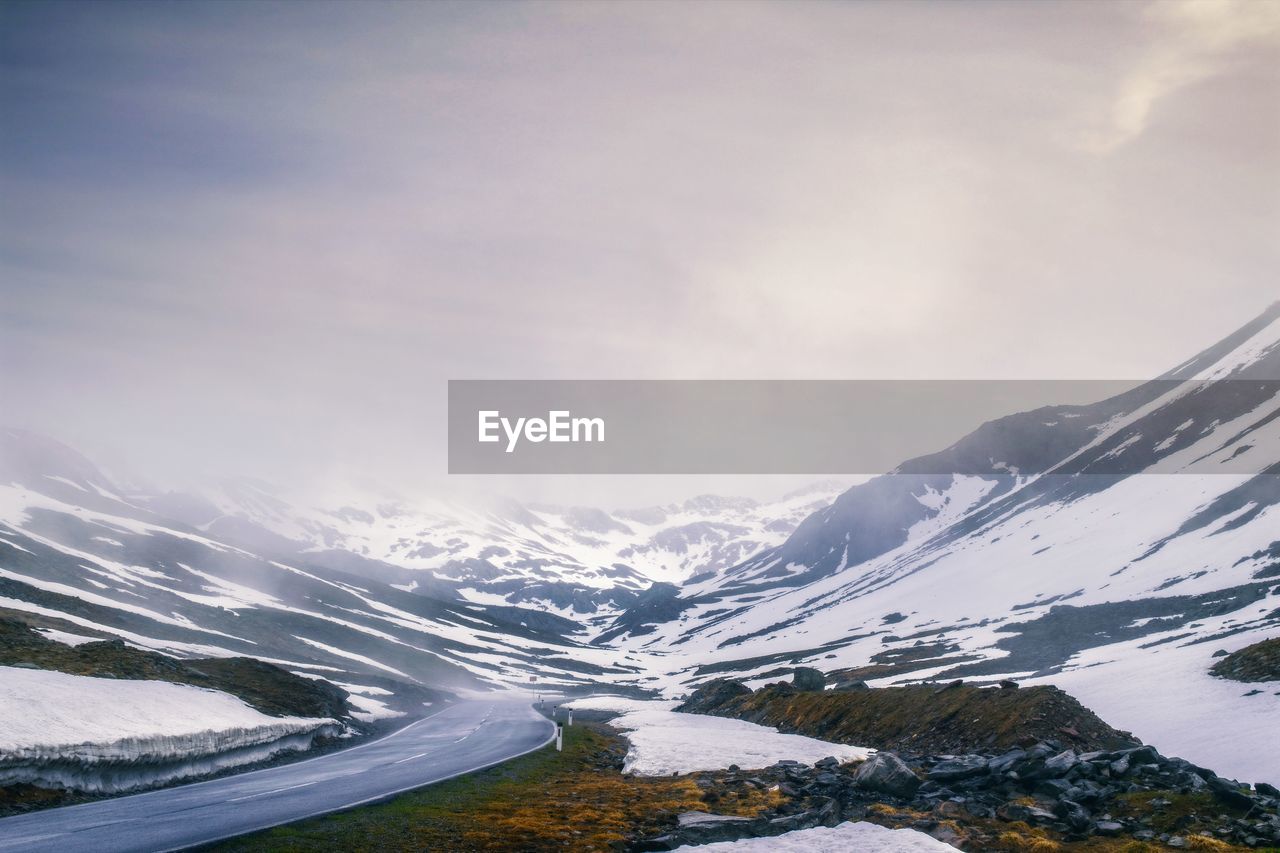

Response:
(677, 677), (1139, 755)
(1211, 637), (1280, 683)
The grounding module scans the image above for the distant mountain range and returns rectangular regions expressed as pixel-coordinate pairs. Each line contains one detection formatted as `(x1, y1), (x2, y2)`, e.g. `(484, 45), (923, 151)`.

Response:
(140, 476), (846, 627)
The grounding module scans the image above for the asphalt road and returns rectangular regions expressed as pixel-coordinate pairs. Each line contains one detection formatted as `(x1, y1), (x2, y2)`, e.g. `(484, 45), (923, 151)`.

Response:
(0, 699), (555, 853)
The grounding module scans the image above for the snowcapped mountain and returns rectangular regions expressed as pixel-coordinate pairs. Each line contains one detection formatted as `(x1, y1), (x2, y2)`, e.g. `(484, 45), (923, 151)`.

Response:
(0, 429), (653, 699)
(139, 477), (846, 627)
(610, 301), (1280, 782)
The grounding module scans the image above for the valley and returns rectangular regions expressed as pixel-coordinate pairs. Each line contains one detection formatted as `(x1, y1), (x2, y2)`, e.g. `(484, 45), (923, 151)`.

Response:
(1, 302), (1278, 849)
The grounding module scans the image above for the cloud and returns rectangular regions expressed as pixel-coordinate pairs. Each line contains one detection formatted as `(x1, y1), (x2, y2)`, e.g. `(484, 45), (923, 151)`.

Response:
(1085, 0), (1280, 153)
(1, 2), (1276, 503)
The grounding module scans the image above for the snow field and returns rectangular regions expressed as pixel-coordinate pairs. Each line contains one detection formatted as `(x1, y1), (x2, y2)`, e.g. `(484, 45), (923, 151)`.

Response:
(564, 697), (870, 775)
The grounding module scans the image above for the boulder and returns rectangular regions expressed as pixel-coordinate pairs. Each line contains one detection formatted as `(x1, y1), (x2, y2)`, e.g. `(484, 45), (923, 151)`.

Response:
(792, 667), (826, 691)
(675, 678), (751, 714)
(986, 748), (1027, 774)
(1042, 749), (1079, 777)
(852, 752), (922, 798)
(1053, 798), (1092, 832)
(676, 812), (751, 828)
(928, 755), (989, 782)
(834, 679), (870, 691)
(1208, 776), (1256, 810)
(1096, 820), (1125, 836)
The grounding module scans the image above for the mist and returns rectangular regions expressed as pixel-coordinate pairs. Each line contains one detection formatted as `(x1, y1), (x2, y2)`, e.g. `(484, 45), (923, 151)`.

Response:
(2, 0), (1277, 505)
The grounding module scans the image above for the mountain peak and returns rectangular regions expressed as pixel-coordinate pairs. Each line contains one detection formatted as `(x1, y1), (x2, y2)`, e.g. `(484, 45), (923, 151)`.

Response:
(1165, 299), (1280, 380)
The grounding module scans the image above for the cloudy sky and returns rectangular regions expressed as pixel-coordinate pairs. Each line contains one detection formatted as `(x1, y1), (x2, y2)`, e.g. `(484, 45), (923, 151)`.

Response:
(1, 0), (1277, 505)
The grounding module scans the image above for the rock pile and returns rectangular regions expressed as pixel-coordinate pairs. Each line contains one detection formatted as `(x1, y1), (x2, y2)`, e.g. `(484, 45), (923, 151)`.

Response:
(629, 741), (1280, 850)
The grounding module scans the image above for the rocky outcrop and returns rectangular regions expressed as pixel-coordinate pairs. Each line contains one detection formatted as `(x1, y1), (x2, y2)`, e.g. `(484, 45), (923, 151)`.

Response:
(629, 741), (1280, 850)
(674, 678), (750, 715)
(850, 752), (919, 797)
(791, 667), (825, 691)
(1211, 637), (1280, 683)
(677, 678), (1138, 755)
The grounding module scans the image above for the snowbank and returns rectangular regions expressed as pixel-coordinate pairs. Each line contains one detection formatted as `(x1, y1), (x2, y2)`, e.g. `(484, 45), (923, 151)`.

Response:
(0, 666), (341, 792)
(1025, 625), (1280, 785)
(565, 697), (870, 775)
(671, 821), (956, 851)
(335, 682), (406, 722)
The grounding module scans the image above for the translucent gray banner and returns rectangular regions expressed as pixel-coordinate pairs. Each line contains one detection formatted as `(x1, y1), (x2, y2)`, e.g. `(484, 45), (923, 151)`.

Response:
(447, 379), (1280, 475)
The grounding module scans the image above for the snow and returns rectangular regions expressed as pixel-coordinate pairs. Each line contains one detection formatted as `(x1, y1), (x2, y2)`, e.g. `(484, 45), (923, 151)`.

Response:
(670, 821), (956, 851)
(35, 627), (102, 647)
(0, 596), (245, 658)
(565, 697), (870, 775)
(1193, 314), (1280, 380)
(190, 477), (848, 615)
(292, 636), (410, 678)
(0, 666), (336, 753)
(335, 682), (405, 722)
(0, 666), (342, 791)
(43, 475), (87, 492)
(1025, 617), (1280, 785)
(0, 536), (33, 554)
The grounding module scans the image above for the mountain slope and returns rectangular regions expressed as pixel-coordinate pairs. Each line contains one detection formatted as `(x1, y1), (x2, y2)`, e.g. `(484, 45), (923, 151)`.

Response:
(0, 429), (650, 700)
(614, 302), (1280, 782)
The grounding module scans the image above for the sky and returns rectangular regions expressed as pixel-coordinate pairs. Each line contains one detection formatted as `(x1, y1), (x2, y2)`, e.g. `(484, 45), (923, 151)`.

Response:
(1, 0), (1278, 506)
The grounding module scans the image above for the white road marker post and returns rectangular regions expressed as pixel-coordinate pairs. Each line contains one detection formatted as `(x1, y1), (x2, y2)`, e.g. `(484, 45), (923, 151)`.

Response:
(556, 722), (563, 752)
(567, 709), (573, 726)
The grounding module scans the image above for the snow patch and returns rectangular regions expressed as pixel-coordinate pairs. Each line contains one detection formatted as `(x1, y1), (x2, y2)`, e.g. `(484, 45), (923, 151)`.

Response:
(565, 697), (870, 775)
(671, 820), (957, 851)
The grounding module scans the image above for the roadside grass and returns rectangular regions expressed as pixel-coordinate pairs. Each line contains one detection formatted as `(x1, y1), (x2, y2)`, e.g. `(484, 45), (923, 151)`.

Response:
(204, 721), (773, 852)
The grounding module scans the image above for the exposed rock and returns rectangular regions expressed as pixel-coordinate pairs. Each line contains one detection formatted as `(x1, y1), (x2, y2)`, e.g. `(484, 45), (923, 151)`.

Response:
(676, 811), (750, 827)
(674, 679), (751, 714)
(1042, 749), (1079, 777)
(1211, 637), (1280, 682)
(1096, 820), (1125, 836)
(833, 680), (870, 691)
(792, 667), (825, 692)
(927, 755), (988, 782)
(851, 752), (920, 798)
(625, 733), (1280, 853)
(675, 679), (1139, 755)
(639, 679), (1280, 852)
